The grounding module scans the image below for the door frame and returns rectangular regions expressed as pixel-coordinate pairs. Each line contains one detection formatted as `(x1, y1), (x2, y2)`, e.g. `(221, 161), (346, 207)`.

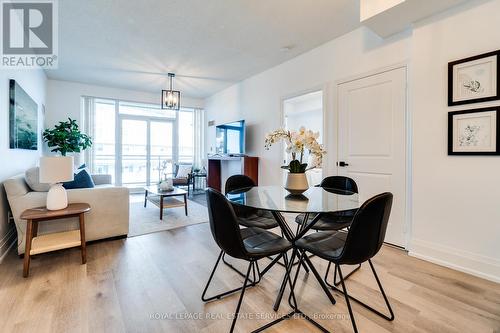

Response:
(117, 114), (175, 190)
(335, 62), (412, 250)
(279, 84), (330, 183)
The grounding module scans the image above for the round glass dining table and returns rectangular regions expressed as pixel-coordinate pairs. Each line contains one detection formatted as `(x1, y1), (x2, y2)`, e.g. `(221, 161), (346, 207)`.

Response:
(226, 185), (361, 327)
(226, 185), (360, 215)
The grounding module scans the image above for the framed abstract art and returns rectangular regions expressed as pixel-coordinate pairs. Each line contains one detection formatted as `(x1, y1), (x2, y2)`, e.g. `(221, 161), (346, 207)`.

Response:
(9, 79), (38, 150)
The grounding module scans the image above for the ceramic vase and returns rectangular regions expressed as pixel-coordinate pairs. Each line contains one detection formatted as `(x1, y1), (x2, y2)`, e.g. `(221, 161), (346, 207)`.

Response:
(285, 173), (309, 195)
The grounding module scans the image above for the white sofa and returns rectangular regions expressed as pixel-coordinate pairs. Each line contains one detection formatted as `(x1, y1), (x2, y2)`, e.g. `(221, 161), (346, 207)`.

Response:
(4, 173), (129, 255)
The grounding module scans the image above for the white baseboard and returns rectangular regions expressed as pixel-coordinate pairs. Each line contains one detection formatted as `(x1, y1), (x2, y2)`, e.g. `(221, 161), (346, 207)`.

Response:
(0, 228), (17, 264)
(409, 238), (500, 283)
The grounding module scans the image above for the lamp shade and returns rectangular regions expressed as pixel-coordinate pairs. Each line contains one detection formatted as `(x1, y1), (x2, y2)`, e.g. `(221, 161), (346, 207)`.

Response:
(39, 156), (74, 184)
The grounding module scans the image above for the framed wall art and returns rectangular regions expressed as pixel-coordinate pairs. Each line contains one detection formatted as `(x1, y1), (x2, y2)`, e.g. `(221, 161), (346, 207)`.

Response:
(448, 50), (500, 106)
(448, 106), (500, 155)
(9, 79), (39, 150)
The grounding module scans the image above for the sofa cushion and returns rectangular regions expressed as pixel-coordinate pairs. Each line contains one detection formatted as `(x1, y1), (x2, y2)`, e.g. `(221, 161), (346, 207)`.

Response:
(176, 164), (192, 178)
(63, 169), (95, 189)
(25, 167), (50, 192)
(4, 174), (31, 197)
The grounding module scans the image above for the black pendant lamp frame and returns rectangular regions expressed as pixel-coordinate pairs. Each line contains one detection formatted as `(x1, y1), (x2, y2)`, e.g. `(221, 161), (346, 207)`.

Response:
(162, 73), (181, 110)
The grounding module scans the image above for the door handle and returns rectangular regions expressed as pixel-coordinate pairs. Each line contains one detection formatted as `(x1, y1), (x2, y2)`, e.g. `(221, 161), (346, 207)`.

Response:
(337, 161), (349, 167)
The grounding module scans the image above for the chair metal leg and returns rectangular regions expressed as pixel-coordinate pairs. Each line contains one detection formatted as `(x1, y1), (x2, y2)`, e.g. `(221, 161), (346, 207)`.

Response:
(229, 261), (253, 333)
(254, 269), (303, 333)
(302, 252), (336, 305)
(337, 266), (358, 333)
(324, 262), (362, 288)
(259, 253), (284, 277)
(222, 252), (260, 284)
(275, 250), (335, 311)
(331, 259), (395, 324)
(201, 251), (258, 302)
(256, 250), (329, 333)
(367, 259), (395, 321)
(255, 259), (262, 278)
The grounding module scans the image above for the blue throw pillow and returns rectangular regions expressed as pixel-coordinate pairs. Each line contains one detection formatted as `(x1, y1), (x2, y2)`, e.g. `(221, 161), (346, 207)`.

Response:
(63, 169), (95, 189)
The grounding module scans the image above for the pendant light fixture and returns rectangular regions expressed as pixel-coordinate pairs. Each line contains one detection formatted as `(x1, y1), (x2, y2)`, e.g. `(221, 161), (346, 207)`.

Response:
(162, 73), (181, 110)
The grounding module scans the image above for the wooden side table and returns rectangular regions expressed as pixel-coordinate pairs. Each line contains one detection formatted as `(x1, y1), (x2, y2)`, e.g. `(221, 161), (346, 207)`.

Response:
(20, 203), (91, 277)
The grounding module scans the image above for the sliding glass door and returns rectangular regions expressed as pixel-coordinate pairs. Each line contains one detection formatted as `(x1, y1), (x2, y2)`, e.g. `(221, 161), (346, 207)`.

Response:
(150, 121), (173, 184)
(92, 99), (117, 181)
(83, 96), (204, 189)
(120, 118), (148, 187)
(119, 116), (174, 189)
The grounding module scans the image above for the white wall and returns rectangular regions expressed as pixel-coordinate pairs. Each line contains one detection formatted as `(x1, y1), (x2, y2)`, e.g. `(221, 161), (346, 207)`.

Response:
(286, 110), (323, 141)
(205, 0), (500, 282)
(410, 0), (500, 282)
(206, 26), (411, 186)
(46, 79), (204, 128)
(0, 69), (47, 261)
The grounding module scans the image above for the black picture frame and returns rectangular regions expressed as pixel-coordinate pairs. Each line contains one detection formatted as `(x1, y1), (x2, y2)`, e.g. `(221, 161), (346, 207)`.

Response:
(448, 50), (500, 106)
(448, 106), (500, 155)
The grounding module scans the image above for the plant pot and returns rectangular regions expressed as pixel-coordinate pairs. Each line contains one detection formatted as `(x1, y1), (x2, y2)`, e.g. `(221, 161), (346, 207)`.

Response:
(285, 173), (309, 195)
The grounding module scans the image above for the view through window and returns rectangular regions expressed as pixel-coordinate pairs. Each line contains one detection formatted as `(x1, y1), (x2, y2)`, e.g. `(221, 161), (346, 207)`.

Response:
(85, 97), (199, 189)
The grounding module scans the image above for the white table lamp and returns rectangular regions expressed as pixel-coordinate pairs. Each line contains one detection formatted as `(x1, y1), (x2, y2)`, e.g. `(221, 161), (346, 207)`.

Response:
(40, 156), (74, 210)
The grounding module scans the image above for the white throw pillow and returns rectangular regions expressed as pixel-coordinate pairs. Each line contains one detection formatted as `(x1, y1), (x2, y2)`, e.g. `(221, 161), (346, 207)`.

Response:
(177, 165), (192, 178)
(25, 167), (50, 192)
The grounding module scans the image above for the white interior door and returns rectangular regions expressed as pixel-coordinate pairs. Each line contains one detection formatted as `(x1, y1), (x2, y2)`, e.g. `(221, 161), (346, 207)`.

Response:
(337, 67), (407, 247)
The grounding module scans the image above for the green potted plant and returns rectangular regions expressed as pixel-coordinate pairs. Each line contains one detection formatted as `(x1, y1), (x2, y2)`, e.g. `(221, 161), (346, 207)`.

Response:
(40, 118), (92, 210)
(42, 118), (92, 156)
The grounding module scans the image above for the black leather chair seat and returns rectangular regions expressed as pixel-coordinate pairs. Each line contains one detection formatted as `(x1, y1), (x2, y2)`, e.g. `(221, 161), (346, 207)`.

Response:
(226, 175), (280, 230)
(241, 227), (292, 258)
(237, 210), (279, 229)
(295, 231), (347, 262)
(295, 211), (355, 231)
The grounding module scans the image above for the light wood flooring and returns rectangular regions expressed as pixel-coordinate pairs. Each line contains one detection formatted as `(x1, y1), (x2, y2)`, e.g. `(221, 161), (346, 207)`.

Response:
(0, 223), (499, 333)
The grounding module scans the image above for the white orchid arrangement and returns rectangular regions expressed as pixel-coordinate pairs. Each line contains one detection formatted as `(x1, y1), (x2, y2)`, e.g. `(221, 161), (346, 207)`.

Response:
(265, 127), (326, 173)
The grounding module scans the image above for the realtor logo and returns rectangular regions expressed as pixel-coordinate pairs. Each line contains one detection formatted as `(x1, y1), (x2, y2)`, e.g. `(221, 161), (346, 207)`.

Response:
(1, 0), (58, 68)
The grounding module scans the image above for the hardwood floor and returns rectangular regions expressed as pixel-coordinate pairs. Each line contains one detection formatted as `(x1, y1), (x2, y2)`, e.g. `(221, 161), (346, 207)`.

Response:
(0, 223), (499, 333)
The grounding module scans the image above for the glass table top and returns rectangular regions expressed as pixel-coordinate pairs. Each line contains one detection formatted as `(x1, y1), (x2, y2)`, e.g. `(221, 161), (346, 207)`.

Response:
(226, 186), (360, 214)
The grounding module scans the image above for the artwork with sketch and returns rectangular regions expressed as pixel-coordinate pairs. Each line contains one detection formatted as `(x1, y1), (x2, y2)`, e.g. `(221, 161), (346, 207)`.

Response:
(448, 107), (500, 155)
(448, 50), (499, 106)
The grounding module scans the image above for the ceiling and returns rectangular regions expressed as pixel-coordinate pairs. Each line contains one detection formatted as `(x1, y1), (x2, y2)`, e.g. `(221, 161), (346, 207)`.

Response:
(47, 0), (361, 98)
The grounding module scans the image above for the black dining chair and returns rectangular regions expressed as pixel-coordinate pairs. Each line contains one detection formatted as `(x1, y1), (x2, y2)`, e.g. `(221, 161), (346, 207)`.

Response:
(295, 176), (360, 286)
(225, 175), (279, 230)
(223, 175), (282, 277)
(294, 192), (395, 333)
(295, 176), (358, 231)
(202, 188), (293, 333)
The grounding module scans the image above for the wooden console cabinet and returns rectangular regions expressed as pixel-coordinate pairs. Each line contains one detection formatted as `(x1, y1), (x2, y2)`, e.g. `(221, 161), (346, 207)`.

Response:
(207, 156), (259, 192)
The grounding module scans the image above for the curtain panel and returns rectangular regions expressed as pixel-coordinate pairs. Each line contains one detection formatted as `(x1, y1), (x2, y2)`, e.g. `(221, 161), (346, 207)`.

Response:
(193, 108), (206, 169)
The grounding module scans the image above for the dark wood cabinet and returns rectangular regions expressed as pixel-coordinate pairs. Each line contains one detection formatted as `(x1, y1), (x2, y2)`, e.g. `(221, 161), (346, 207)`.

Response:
(207, 156), (259, 192)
